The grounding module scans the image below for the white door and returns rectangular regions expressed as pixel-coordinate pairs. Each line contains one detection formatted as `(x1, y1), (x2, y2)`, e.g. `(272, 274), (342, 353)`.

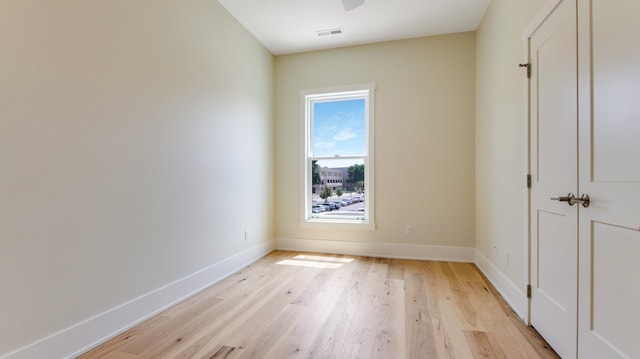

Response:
(529, 1), (578, 358)
(577, 0), (640, 358)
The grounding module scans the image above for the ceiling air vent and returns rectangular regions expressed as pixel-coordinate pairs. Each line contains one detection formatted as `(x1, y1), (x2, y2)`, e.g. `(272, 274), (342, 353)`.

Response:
(317, 28), (343, 37)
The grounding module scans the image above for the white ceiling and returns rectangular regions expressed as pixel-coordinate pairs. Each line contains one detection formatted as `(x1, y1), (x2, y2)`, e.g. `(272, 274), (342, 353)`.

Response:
(217, 0), (492, 55)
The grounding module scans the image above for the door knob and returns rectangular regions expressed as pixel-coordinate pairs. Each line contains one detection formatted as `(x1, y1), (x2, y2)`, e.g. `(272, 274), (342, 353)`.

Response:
(576, 193), (590, 208)
(550, 193), (590, 208)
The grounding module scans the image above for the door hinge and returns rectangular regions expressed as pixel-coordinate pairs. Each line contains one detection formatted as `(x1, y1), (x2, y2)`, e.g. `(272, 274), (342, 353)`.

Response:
(519, 63), (531, 78)
(527, 284), (532, 299)
(527, 174), (532, 188)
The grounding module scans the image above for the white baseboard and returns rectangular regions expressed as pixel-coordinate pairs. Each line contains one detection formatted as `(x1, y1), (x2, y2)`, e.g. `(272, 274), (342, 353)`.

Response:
(0, 240), (274, 359)
(275, 237), (475, 262)
(474, 248), (528, 322)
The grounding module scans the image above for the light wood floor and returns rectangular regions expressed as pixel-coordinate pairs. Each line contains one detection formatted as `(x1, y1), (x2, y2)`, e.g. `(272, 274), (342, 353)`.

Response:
(78, 251), (559, 359)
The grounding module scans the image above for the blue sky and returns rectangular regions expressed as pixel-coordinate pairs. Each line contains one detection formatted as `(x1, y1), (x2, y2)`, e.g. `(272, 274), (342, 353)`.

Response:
(313, 99), (365, 157)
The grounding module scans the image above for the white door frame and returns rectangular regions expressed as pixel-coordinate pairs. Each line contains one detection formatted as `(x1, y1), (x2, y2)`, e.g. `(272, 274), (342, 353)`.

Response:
(521, 0), (563, 326)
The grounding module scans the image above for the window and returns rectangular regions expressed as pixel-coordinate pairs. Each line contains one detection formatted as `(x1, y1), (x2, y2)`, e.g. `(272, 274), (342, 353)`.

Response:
(301, 84), (375, 227)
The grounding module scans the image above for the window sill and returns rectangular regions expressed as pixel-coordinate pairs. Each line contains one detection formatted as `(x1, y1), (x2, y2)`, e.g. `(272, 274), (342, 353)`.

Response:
(299, 219), (376, 230)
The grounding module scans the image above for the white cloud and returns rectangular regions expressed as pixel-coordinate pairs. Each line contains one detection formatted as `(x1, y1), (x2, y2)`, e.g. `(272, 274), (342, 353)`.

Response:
(314, 141), (336, 152)
(333, 129), (358, 141)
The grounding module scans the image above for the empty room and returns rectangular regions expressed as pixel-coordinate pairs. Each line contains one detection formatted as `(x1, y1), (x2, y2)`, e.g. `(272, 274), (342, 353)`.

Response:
(1, 0), (638, 358)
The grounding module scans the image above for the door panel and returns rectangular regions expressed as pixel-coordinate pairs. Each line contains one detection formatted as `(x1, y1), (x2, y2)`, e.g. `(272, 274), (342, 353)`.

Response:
(529, 1), (578, 358)
(537, 211), (572, 311)
(536, 20), (575, 185)
(591, 0), (640, 182)
(578, 0), (640, 358)
(591, 224), (640, 356)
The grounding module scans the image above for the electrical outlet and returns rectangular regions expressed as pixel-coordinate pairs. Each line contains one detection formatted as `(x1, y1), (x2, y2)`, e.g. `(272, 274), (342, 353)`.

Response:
(244, 229), (248, 241)
(406, 225), (414, 236)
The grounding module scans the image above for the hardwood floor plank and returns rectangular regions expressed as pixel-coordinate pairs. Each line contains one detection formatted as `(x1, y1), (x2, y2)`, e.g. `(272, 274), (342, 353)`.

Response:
(439, 262), (479, 330)
(405, 272), (439, 358)
(121, 297), (223, 357)
(101, 351), (138, 359)
(303, 255), (374, 359)
(261, 254), (363, 359)
(215, 271), (314, 349)
(233, 304), (308, 359)
(370, 278), (405, 359)
(464, 330), (507, 359)
(420, 262), (457, 358)
(78, 251), (559, 359)
(200, 345), (237, 359)
(131, 298), (225, 358)
(385, 258), (405, 281)
(475, 270), (559, 359)
(437, 297), (476, 358)
(185, 277), (295, 358)
(342, 258), (388, 357)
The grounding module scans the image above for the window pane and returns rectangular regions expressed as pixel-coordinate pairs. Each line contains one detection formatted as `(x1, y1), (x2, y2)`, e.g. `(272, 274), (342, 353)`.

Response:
(310, 158), (366, 218)
(312, 99), (366, 157)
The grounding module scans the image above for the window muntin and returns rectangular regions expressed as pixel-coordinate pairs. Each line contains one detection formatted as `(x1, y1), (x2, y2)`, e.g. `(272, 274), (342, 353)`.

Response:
(302, 84), (375, 226)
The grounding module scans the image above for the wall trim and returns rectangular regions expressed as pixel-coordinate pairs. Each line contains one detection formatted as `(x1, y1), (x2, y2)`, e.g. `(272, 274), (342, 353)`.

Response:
(474, 248), (528, 322)
(0, 240), (275, 359)
(275, 237), (475, 262)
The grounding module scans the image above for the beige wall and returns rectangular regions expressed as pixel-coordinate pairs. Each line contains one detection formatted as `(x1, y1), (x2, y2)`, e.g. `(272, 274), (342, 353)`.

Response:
(275, 33), (476, 248)
(475, 0), (547, 287)
(0, 0), (274, 354)
(0, 0), (556, 353)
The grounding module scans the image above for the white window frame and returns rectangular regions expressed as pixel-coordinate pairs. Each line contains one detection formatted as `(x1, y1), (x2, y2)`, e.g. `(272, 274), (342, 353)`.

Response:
(300, 83), (376, 229)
